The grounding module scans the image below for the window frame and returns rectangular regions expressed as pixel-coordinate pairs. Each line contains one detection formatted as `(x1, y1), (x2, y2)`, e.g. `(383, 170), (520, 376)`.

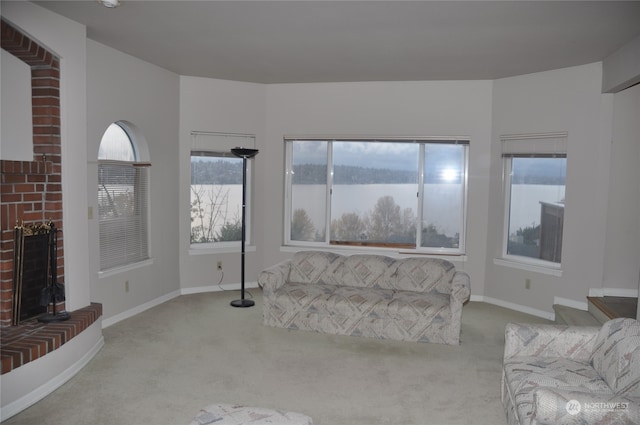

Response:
(97, 121), (151, 272)
(283, 136), (469, 255)
(189, 149), (255, 251)
(499, 132), (567, 273)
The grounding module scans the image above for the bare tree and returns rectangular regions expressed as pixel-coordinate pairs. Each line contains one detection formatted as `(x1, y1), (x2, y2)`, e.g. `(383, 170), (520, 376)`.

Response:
(190, 185), (231, 243)
(291, 208), (316, 241)
(368, 196), (402, 241)
(331, 212), (367, 241)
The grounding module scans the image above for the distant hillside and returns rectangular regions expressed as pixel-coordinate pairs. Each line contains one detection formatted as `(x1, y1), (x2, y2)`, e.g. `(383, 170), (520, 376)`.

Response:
(191, 159), (565, 185)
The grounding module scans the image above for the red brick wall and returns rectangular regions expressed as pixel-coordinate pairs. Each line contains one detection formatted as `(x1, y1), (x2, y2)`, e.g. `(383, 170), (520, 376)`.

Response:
(1, 19), (64, 327)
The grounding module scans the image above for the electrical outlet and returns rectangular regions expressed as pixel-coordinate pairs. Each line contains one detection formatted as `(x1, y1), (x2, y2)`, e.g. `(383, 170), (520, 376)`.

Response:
(217, 261), (223, 270)
(525, 278), (531, 290)
(125, 280), (129, 292)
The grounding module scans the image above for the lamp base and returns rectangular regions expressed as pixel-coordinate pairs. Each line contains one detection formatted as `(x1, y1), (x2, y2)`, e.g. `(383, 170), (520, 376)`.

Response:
(230, 299), (255, 308)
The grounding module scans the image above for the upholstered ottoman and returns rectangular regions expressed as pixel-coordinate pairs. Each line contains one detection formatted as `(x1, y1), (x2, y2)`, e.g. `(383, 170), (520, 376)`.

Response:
(189, 404), (313, 425)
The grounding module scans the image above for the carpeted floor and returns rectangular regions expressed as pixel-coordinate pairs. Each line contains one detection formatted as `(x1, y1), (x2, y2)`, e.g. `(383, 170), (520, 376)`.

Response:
(4, 291), (551, 425)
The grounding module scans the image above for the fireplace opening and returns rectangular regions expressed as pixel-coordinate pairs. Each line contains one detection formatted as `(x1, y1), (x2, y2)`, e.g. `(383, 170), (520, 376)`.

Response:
(12, 222), (69, 325)
(13, 223), (51, 325)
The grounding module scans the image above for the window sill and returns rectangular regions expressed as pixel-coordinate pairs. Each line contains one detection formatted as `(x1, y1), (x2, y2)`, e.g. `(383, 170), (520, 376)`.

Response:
(98, 258), (154, 278)
(493, 257), (562, 277)
(189, 245), (256, 256)
(281, 244), (467, 262)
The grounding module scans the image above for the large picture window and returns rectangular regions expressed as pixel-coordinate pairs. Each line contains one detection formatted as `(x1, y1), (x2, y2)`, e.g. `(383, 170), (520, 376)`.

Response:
(502, 133), (567, 267)
(285, 138), (468, 254)
(98, 122), (150, 271)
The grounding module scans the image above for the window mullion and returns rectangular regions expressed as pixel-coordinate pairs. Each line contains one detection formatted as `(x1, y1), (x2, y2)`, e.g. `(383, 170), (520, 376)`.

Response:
(458, 146), (469, 253)
(502, 159), (513, 258)
(325, 141), (333, 244)
(284, 142), (293, 243)
(416, 143), (425, 248)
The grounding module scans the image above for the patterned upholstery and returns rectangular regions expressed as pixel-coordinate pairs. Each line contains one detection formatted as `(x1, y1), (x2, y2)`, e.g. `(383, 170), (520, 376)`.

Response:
(259, 251), (470, 345)
(502, 320), (640, 425)
(189, 404), (313, 425)
(590, 318), (640, 398)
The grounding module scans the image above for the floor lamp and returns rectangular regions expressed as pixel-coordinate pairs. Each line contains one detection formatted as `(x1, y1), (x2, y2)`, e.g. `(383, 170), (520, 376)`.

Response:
(230, 147), (258, 308)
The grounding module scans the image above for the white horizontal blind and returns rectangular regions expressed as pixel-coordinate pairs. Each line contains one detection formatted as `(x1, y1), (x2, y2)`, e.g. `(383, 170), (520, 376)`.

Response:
(501, 132), (568, 157)
(284, 136), (469, 145)
(98, 161), (149, 270)
(191, 131), (255, 152)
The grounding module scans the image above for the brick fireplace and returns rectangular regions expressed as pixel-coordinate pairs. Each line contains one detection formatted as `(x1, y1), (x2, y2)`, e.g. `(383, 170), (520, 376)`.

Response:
(1, 20), (104, 379)
(1, 19), (64, 327)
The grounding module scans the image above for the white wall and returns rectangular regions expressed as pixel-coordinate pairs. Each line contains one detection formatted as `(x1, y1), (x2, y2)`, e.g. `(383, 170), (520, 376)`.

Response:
(602, 83), (640, 295)
(262, 81), (494, 296)
(178, 76), (266, 291)
(1, 49), (32, 161)
(486, 63), (614, 316)
(87, 40), (180, 321)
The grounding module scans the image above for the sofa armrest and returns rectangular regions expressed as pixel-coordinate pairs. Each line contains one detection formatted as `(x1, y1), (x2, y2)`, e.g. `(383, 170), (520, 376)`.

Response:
(532, 387), (639, 425)
(450, 271), (470, 305)
(504, 323), (599, 362)
(257, 259), (291, 294)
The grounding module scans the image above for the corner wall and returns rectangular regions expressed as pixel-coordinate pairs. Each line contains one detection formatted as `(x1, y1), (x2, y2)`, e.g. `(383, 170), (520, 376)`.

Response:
(178, 76), (266, 292)
(486, 63), (613, 316)
(602, 83), (640, 296)
(86, 40), (180, 322)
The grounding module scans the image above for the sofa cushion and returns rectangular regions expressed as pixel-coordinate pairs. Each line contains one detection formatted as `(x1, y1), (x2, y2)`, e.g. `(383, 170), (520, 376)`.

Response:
(504, 357), (613, 425)
(273, 282), (336, 310)
(340, 255), (397, 289)
(288, 251), (344, 285)
(394, 257), (455, 294)
(272, 282), (450, 323)
(325, 286), (395, 317)
(590, 318), (640, 397)
(386, 291), (450, 322)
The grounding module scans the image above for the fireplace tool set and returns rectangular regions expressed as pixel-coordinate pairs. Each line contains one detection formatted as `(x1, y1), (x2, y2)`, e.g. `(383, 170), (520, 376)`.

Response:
(38, 222), (70, 323)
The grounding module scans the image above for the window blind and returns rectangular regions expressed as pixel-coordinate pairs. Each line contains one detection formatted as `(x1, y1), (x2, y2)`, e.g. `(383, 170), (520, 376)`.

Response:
(284, 136), (469, 145)
(98, 161), (149, 270)
(191, 131), (255, 152)
(501, 132), (568, 157)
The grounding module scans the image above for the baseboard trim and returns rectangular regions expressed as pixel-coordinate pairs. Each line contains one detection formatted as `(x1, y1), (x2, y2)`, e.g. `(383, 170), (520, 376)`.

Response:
(101, 284), (262, 328)
(475, 295), (555, 321)
(0, 322), (104, 422)
(553, 296), (589, 311)
(101, 290), (181, 328)
(180, 281), (259, 295)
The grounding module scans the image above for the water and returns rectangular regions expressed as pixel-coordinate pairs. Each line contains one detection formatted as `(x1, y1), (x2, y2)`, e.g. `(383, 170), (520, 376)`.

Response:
(190, 183), (565, 240)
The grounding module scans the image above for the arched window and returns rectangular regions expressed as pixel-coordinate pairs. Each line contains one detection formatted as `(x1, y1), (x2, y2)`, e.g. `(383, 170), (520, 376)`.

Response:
(98, 122), (150, 270)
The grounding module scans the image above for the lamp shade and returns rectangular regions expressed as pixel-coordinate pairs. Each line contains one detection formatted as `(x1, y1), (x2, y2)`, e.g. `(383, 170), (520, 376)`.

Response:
(231, 148), (259, 159)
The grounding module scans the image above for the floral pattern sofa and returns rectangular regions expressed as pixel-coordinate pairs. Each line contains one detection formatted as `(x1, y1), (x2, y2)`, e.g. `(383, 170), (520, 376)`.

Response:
(502, 318), (640, 425)
(259, 251), (470, 345)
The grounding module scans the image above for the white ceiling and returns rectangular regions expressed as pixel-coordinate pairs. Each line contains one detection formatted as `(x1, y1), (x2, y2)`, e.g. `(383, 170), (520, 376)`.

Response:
(29, 1), (640, 84)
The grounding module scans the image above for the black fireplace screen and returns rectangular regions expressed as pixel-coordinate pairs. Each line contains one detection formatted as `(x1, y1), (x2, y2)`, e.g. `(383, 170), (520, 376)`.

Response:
(13, 223), (52, 325)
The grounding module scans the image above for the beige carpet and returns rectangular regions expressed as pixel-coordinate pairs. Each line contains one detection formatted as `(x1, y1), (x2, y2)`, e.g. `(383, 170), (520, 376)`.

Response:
(5, 291), (551, 425)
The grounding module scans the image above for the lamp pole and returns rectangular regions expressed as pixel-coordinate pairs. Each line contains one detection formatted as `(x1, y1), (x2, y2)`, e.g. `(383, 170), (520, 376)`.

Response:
(230, 148), (258, 308)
